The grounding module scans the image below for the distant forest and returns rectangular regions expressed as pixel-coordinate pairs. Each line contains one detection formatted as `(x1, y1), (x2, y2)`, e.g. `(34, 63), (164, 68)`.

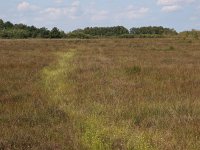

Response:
(0, 19), (199, 39)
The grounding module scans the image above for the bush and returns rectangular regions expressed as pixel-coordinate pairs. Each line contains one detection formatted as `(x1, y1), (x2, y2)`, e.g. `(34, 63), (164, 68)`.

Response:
(66, 32), (92, 39)
(119, 34), (135, 38)
(179, 30), (200, 39)
(125, 66), (141, 75)
(120, 34), (164, 38)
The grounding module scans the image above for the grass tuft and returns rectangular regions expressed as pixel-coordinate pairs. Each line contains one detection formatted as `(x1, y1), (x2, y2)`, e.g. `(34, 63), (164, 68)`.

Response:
(125, 66), (142, 75)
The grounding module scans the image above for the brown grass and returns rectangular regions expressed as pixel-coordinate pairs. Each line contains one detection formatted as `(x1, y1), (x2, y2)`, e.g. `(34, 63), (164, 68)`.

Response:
(0, 38), (200, 149)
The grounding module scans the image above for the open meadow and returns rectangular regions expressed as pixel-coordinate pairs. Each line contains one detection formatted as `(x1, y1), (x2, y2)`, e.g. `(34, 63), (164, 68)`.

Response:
(0, 38), (200, 149)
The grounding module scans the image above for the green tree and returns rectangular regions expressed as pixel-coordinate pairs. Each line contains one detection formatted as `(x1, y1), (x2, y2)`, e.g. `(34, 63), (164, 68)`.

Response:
(130, 26), (177, 35)
(50, 27), (61, 38)
(4, 21), (13, 29)
(72, 26), (129, 37)
(39, 27), (50, 38)
(0, 19), (4, 30)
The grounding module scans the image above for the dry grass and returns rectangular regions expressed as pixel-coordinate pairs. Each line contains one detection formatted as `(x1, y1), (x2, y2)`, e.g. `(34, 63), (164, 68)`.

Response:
(0, 38), (200, 149)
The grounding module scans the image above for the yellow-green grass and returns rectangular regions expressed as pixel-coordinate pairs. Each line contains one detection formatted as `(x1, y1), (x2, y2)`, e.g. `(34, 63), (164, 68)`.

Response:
(0, 38), (200, 149)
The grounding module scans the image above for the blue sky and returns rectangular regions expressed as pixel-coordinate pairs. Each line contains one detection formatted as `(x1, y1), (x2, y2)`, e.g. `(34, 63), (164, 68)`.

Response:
(0, 0), (200, 32)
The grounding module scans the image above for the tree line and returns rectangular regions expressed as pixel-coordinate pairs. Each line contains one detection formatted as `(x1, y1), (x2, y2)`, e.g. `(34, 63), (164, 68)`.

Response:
(1, 18), (199, 39)
(70, 26), (129, 37)
(67, 26), (177, 38)
(130, 26), (177, 35)
(0, 19), (65, 38)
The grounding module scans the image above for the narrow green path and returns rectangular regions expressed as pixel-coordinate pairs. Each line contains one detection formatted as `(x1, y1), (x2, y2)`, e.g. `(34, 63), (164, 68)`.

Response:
(42, 50), (75, 107)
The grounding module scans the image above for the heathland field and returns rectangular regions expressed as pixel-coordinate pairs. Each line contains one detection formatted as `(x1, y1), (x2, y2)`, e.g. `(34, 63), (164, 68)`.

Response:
(0, 38), (200, 150)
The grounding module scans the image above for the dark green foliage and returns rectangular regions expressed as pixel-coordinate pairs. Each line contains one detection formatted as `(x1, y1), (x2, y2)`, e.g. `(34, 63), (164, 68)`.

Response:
(0, 19), (3, 29)
(0, 30), (30, 39)
(4, 21), (14, 29)
(71, 26), (129, 37)
(130, 26), (177, 35)
(0, 19), (66, 39)
(71, 26), (177, 38)
(37, 27), (50, 38)
(0, 19), (187, 39)
(50, 27), (62, 38)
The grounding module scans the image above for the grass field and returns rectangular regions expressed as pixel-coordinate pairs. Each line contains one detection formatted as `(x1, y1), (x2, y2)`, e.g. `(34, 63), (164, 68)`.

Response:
(0, 38), (200, 150)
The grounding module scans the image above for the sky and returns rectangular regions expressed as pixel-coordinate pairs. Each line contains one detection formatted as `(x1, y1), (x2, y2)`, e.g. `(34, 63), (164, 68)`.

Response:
(0, 0), (200, 32)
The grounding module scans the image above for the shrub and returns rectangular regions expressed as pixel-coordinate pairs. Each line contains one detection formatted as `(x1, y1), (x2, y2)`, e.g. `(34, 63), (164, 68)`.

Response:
(119, 34), (135, 38)
(125, 66), (141, 75)
(66, 32), (92, 39)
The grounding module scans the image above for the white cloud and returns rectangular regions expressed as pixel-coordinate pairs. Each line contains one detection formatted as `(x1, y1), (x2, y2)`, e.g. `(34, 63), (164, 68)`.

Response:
(17, 1), (38, 11)
(42, 8), (62, 19)
(54, 0), (64, 3)
(82, 2), (109, 21)
(40, 1), (81, 20)
(157, 0), (195, 5)
(83, 4), (149, 22)
(161, 5), (181, 12)
(91, 10), (109, 21)
(157, 0), (195, 12)
(63, 1), (81, 19)
(190, 16), (198, 21)
(71, 0), (80, 7)
(117, 6), (149, 20)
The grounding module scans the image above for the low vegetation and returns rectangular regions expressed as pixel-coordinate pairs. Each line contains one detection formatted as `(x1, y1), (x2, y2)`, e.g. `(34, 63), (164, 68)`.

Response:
(0, 38), (200, 149)
(179, 30), (200, 39)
